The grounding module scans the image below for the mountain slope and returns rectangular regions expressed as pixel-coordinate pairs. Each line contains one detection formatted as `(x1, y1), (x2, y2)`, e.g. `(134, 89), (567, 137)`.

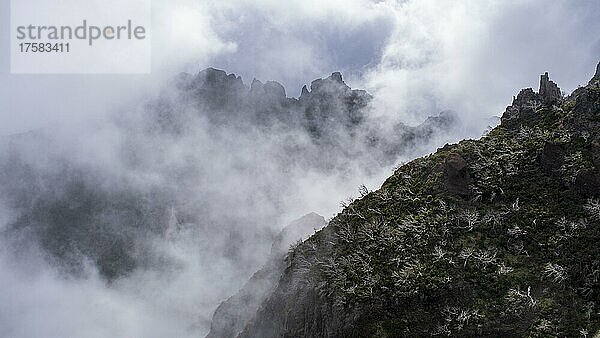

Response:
(238, 63), (600, 337)
(207, 213), (326, 338)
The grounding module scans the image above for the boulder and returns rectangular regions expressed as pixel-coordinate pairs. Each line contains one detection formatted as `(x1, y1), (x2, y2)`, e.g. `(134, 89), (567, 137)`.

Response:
(443, 153), (472, 196)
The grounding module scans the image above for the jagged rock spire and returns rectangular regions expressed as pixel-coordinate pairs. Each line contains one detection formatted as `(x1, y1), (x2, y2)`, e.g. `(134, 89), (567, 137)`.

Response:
(539, 72), (561, 102)
(501, 71), (564, 128)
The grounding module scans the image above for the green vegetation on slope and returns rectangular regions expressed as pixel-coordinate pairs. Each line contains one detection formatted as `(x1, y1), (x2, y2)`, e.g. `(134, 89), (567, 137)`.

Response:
(240, 65), (600, 337)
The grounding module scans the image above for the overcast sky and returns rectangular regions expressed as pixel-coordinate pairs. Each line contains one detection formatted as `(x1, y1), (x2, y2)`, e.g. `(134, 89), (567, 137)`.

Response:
(1, 0), (599, 135)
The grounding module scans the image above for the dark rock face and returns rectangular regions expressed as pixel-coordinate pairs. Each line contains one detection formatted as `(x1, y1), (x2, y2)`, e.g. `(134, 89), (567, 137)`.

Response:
(263, 81), (287, 100)
(443, 153), (472, 196)
(300, 72), (371, 137)
(206, 213), (326, 338)
(330, 72), (343, 84)
(564, 80), (600, 136)
(501, 71), (564, 130)
(500, 88), (538, 128)
(514, 88), (538, 106)
(539, 72), (562, 103)
(539, 142), (565, 175)
(193, 68), (247, 111)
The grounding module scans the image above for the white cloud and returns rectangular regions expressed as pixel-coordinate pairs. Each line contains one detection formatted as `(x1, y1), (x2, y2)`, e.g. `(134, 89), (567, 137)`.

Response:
(1, 1), (599, 337)
(363, 0), (600, 125)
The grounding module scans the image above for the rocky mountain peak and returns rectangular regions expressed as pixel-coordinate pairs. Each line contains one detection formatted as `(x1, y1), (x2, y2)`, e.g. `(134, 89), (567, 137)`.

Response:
(501, 71), (563, 128)
(330, 71), (343, 84)
(300, 85), (310, 99)
(310, 72), (350, 92)
(190, 67), (246, 95)
(591, 61), (600, 85)
(250, 78), (263, 92)
(539, 71), (561, 102)
(513, 88), (537, 106)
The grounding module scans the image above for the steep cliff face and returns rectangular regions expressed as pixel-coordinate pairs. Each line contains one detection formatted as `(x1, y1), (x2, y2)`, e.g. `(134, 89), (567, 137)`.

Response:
(238, 63), (600, 337)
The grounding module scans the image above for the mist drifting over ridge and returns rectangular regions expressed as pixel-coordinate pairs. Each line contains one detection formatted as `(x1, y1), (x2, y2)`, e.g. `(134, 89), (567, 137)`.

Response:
(1, 1), (600, 337)
(0, 66), (470, 337)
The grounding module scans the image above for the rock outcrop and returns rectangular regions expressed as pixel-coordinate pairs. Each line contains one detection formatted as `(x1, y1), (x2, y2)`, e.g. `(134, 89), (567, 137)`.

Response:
(501, 71), (563, 128)
(539, 72), (561, 103)
(590, 61), (600, 85)
(442, 153), (472, 196)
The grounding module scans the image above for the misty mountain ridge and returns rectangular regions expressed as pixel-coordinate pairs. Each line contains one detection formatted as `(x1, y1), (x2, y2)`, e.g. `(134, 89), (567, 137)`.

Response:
(0, 67), (468, 302)
(225, 62), (600, 337)
(144, 67), (471, 173)
(172, 67), (370, 131)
